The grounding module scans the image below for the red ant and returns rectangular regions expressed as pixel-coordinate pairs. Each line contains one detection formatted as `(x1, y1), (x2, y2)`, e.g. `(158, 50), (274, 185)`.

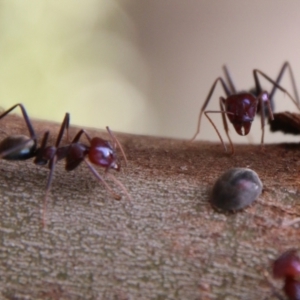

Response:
(0, 103), (130, 225)
(190, 62), (299, 154)
(273, 249), (300, 300)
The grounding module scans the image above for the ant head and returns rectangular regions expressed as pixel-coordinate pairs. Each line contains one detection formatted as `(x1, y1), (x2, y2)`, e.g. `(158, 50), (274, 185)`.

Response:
(89, 137), (120, 171)
(225, 93), (258, 136)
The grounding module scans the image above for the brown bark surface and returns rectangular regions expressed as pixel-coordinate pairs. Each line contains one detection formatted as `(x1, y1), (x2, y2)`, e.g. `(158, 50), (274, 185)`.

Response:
(1, 115), (300, 300)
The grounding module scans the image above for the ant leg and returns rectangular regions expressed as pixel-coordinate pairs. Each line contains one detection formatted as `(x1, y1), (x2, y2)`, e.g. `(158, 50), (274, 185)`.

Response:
(34, 113), (70, 165)
(0, 104), (37, 159)
(253, 69), (299, 111)
(106, 172), (132, 201)
(222, 65), (237, 94)
(258, 92), (273, 147)
(219, 97), (234, 154)
(204, 110), (230, 153)
(54, 113), (70, 147)
(84, 158), (121, 200)
(0, 103), (36, 139)
(38, 113), (70, 226)
(42, 155), (58, 227)
(34, 131), (51, 165)
(269, 62), (300, 108)
(72, 129), (92, 143)
(106, 126), (128, 166)
(190, 77), (231, 142)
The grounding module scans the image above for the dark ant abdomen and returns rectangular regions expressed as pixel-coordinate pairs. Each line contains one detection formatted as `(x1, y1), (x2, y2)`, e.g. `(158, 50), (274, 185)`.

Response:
(0, 135), (36, 160)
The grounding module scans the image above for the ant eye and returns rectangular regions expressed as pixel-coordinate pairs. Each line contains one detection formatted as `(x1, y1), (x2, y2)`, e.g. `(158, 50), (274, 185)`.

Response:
(210, 168), (263, 211)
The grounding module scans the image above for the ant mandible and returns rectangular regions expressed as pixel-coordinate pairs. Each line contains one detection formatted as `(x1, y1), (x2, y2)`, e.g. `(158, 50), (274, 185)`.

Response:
(190, 63), (299, 154)
(0, 103), (130, 225)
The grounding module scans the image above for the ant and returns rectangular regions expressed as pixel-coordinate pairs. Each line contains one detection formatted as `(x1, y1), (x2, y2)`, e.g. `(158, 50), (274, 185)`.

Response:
(0, 103), (130, 225)
(272, 249), (300, 300)
(190, 62), (299, 154)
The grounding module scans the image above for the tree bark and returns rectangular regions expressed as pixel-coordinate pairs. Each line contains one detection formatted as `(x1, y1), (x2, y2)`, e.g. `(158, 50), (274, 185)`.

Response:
(0, 114), (300, 300)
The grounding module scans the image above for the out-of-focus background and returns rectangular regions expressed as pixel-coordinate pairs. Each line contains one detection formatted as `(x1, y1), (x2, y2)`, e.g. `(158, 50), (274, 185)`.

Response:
(1, 0), (300, 144)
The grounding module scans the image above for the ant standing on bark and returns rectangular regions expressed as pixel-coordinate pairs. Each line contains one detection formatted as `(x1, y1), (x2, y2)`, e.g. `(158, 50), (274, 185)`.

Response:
(190, 62), (299, 154)
(0, 103), (130, 225)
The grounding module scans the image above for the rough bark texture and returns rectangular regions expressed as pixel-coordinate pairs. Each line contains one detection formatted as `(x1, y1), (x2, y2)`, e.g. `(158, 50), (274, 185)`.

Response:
(1, 115), (300, 300)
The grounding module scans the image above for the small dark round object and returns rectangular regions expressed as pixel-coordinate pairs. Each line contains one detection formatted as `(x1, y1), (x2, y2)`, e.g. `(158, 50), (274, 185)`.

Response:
(210, 168), (263, 211)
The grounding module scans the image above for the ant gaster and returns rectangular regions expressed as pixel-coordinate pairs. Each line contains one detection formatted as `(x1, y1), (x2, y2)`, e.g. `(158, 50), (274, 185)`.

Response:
(190, 63), (299, 154)
(0, 104), (130, 225)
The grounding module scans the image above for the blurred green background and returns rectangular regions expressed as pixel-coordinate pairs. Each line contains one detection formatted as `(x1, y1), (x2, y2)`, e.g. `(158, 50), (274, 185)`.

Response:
(1, 1), (300, 143)
(0, 0), (155, 135)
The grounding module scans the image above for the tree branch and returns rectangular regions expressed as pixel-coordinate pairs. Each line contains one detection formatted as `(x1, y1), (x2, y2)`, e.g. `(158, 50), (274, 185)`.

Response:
(0, 114), (299, 300)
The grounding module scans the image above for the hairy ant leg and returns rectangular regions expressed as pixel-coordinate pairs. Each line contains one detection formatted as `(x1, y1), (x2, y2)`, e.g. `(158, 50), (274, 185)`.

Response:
(190, 77), (231, 143)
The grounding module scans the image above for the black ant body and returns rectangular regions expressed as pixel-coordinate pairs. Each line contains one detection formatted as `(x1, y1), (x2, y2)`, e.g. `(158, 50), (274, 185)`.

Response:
(190, 62), (299, 154)
(0, 104), (129, 225)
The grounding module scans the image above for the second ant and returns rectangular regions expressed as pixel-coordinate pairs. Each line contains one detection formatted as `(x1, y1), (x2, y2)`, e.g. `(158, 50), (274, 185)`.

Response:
(190, 62), (299, 154)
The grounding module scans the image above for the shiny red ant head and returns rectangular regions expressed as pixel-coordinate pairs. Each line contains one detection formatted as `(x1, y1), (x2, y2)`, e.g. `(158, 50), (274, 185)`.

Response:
(88, 137), (120, 171)
(224, 93), (258, 136)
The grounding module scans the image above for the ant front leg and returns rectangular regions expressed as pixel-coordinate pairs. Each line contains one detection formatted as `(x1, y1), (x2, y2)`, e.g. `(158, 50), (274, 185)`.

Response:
(219, 97), (234, 154)
(257, 91), (274, 148)
(190, 77), (231, 142)
(106, 127), (128, 166)
(203, 107), (234, 154)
